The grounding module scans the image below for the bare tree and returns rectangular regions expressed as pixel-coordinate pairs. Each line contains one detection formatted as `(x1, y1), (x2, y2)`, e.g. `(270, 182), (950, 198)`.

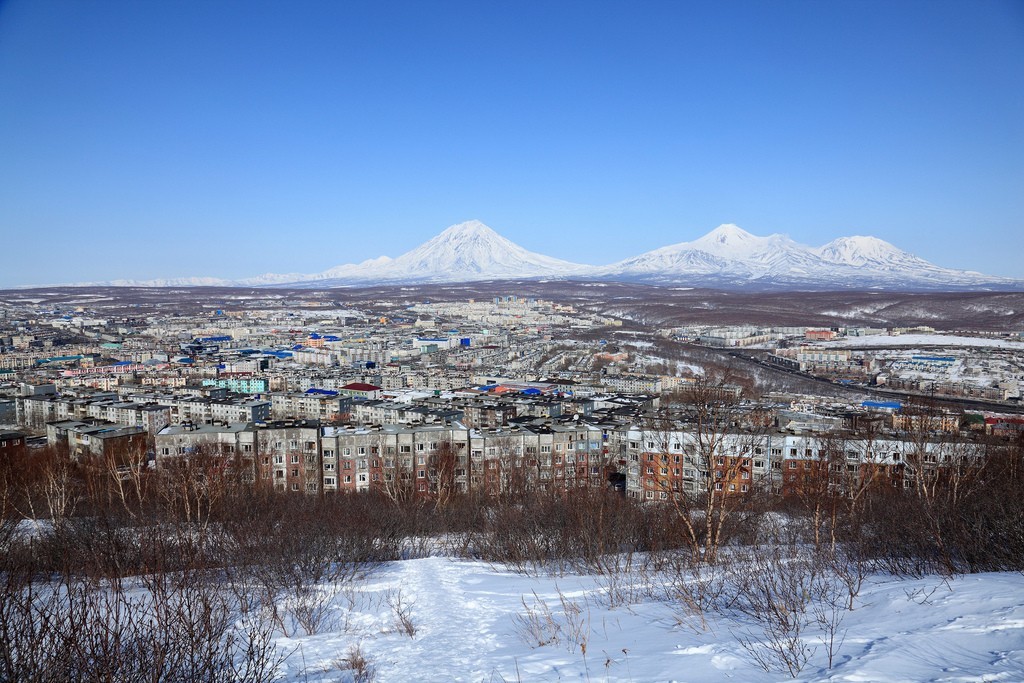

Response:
(427, 439), (458, 509)
(648, 374), (769, 562)
(374, 432), (415, 505)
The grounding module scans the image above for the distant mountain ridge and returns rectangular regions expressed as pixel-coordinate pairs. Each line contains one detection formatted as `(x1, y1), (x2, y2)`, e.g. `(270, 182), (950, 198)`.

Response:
(92, 220), (1019, 291)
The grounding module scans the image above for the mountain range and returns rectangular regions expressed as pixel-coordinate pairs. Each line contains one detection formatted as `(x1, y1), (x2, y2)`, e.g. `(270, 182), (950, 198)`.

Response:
(99, 220), (1019, 291)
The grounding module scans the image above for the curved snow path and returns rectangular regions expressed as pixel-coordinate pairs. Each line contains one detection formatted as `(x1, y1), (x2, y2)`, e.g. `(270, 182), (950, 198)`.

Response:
(371, 557), (508, 681)
(274, 562), (1024, 682)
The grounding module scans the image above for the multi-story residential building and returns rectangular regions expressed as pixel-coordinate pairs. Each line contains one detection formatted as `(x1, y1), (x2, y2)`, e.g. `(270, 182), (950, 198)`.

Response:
(155, 421), (256, 460)
(268, 391), (351, 422)
(202, 377), (270, 394)
(20, 393), (177, 435)
(0, 429), (26, 460)
(338, 382), (383, 400)
(46, 419), (147, 461)
(255, 420), (322, 494)
(348, 399), (462, 426)
(114, 390), (271, 425)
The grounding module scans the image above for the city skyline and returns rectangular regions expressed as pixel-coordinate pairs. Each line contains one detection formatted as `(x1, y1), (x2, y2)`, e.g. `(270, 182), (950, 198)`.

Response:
(1, 1), (1022, 287)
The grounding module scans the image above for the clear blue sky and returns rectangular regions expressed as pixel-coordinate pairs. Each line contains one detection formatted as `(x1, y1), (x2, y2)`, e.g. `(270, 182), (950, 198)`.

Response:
(1, 0), (1022, 286)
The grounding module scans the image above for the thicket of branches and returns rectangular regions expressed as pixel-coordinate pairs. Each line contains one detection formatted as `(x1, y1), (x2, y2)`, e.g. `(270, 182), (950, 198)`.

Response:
(1, 418), (1023, 679)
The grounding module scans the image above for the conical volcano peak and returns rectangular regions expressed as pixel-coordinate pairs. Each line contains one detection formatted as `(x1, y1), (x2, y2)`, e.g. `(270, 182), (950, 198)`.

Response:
(698, 223), (757, 244)
(687, 223), (770, 258)
(437, 220), (497, 238)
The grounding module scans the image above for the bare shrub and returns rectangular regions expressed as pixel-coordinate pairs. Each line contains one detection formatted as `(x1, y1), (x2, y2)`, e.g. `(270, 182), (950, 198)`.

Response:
(662, 551), (733, 633)
(729, 547), (817, 678)
(339, 642), (377, 683)
(511, 587), (591, 654)
(557, 589), (591, 654)
(386, 588), (417, 638)
(512, 591), (562, 648)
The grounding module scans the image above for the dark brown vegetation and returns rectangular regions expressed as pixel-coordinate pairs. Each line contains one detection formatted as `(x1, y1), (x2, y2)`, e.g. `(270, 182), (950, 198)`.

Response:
(1, 419), (1023, 680)
(4, 282), (1024, 330)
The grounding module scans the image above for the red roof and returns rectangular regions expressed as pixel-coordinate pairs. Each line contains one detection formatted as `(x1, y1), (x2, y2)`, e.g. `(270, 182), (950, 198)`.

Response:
(986, 416), (1024, 425)
(342, 382), (382, 391)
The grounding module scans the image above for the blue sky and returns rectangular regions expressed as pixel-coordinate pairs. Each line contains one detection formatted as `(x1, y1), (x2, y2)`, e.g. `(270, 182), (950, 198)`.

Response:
(1, 0), (1022, 286)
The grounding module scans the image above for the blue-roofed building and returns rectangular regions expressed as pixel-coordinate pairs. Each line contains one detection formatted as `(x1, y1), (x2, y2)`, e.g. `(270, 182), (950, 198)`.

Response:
(203, 377), (269, 394)
(862, 400), (901, 412)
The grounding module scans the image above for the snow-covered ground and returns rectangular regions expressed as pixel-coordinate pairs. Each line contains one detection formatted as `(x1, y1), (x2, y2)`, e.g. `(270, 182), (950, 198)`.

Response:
(823, 334), (1022, 349)
(272, 557), (1024, 682)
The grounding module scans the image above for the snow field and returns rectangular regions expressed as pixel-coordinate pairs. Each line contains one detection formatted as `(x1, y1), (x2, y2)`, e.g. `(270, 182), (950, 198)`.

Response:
(269, 557), (1024, 682)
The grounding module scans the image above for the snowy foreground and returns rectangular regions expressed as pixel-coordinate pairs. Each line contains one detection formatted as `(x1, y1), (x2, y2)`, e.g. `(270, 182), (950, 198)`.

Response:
(271, 557), (1024, 682)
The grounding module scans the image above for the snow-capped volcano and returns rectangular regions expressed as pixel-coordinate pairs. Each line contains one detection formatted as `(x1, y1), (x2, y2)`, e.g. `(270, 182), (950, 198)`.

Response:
(599, 224), (1015, 289)
(78, 220), (1019, 291)
(814, 236), (942, 271)
(689, 223), (765, 257)
(375, 220), (586, 281)
(264, 220), (587, 286)
(599, 224), (830, 281)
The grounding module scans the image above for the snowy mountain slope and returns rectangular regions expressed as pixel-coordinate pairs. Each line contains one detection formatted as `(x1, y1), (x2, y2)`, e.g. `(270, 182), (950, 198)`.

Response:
(813, 235), (989, 280)
(600, 224), (845, 281)
(314, 220), (586, 284)
(601, 224), (1016, 289)
(248, 220), (587, 287)
(85, 221), (583, 288)
(80, 220), (1020, 290)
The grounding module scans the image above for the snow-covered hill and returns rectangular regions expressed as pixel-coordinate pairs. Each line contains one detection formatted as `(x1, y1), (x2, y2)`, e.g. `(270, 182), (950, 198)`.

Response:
(270, 556), (1024, 682)
(601, 224), (1014, 289)
(598, 224), (827, 281)
(82, 221), (1020, 291)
